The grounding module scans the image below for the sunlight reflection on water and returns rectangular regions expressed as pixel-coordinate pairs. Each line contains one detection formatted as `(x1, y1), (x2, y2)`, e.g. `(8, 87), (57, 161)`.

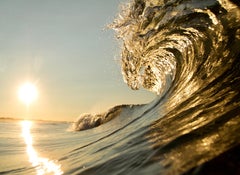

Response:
(21, 121), (63, 175)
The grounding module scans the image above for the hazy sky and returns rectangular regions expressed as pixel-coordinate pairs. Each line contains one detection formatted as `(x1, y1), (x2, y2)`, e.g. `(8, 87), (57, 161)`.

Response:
(0, 0), (155, 121)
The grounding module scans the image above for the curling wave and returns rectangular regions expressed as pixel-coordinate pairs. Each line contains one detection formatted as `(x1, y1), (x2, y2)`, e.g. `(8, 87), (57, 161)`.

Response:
(70, 0), (240, 174)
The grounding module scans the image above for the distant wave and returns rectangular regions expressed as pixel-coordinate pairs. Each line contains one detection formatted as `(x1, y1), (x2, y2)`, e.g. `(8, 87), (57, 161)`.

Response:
(71, 0), (240, 174)
(71, 105), (124, 131)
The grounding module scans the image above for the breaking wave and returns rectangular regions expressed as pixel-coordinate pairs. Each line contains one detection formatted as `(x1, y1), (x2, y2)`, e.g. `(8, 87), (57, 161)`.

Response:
(70, 0), (240, 174)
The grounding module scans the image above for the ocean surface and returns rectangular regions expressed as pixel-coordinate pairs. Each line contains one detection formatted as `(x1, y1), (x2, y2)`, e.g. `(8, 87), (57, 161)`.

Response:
(1, 0), (240, 174)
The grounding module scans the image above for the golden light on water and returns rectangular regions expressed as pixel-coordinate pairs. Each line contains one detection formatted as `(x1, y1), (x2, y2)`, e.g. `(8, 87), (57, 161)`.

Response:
(21, 121), (63, 175)
(18, 82), (38, 107)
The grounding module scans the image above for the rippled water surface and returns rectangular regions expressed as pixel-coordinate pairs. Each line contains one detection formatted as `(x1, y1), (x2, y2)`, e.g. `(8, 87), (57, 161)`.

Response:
(1, 0), (240, 174)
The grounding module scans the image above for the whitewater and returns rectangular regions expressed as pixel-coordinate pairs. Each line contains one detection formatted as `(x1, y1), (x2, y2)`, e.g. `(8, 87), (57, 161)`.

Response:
(1, 0), (240, 174)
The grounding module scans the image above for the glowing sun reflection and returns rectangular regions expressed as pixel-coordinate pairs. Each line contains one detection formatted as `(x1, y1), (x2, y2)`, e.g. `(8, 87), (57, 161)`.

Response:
(21, 121), (63, 175)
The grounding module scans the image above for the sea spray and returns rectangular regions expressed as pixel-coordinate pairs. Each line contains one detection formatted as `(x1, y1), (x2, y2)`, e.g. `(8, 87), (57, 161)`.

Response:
(72, 105), (124, 131)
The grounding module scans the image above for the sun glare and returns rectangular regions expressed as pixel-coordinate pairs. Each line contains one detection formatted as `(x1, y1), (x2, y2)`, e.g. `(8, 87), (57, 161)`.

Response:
(18, 82), (38, 106)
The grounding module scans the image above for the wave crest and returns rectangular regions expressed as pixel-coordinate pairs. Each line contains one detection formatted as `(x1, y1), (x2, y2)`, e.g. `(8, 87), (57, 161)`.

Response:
(71, 106), (123, 131)
(111, 0), (239, 96)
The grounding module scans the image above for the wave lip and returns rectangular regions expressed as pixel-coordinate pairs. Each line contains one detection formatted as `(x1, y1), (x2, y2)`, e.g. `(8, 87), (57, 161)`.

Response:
(70, 0), (240, 174)
(111, 0), (240, 97)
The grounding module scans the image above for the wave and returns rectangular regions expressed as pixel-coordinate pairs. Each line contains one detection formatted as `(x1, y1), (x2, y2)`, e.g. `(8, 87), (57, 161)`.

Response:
(71, 0), (240, 174)
(71, 105), (124, 131)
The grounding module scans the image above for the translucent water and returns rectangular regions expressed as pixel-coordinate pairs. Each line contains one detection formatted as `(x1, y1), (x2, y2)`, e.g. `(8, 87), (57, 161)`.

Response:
(1, 0), (240, 174)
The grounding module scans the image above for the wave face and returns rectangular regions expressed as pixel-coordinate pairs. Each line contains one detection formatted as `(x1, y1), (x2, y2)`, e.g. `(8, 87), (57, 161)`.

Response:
(71, 0), (240, 174)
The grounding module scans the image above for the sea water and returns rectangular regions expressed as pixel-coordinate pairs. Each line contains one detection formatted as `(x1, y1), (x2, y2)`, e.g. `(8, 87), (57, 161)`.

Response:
(0, 102), (160, 175)
(1, 0), (240, 174)
(0, 120), (68, 174)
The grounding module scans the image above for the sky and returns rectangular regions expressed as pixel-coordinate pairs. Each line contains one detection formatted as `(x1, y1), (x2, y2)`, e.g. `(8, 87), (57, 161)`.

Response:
(0, 0), (155, 122)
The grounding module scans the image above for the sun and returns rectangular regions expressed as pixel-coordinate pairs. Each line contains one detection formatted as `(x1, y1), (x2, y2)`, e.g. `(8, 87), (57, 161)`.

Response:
(18, 82), (38, 106)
